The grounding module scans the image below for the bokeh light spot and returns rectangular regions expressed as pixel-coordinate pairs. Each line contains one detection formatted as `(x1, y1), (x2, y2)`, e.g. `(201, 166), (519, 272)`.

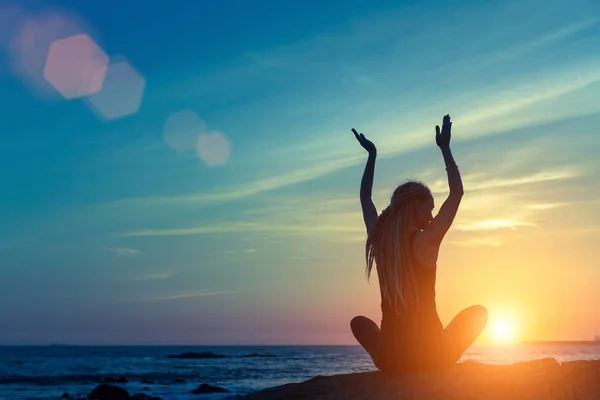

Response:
(196, 131), (231, 167)
(163, 110), (207, 153)
(43, 33), (108, 99)
(9, 10), (96, 99)
(83, 56), (146, 120)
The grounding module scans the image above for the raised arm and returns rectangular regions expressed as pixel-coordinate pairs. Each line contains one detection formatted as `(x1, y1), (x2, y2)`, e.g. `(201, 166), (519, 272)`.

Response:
(352, 129), (378, 233)
(418, 115), (463, 247)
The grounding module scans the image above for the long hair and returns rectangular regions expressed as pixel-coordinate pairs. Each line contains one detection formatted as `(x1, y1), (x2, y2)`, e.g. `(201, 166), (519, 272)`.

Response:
(366, 180), (431, 314)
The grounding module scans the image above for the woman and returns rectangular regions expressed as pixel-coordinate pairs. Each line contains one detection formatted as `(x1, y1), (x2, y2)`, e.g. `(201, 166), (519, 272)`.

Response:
(350, 115), (487, 373)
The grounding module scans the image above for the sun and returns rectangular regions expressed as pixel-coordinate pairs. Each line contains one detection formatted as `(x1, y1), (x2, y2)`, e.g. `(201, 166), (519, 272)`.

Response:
(489, 318), (518, 344)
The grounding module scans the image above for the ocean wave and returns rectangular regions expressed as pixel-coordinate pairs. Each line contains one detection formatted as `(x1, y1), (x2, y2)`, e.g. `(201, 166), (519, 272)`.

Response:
(0, 372), (201, 386)
(167, 352), (276, 359)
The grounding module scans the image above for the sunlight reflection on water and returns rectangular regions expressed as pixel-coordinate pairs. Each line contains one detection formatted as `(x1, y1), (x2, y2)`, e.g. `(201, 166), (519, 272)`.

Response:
(462, 344), (600, 364)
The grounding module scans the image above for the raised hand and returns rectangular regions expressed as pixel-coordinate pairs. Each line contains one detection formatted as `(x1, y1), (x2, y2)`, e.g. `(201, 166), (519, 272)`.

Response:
(435, 114), (452, 148)
(352, 128), (377, 156)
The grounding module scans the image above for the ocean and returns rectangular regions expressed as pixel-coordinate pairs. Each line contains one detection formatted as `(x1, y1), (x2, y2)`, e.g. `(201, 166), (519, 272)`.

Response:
(1, 344), (600, 400)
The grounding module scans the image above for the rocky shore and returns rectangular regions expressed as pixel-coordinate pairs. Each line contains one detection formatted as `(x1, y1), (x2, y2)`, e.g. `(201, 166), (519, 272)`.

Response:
(61, 358), (600, 399)
(235, 358), (600, 400)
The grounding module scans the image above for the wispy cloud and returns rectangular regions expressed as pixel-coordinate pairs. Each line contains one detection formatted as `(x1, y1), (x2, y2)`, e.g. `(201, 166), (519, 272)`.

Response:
(103, 154), (363, 208)
(114, 221), (363, 239)
(545, 227), (600, 236)
(208, 249), (257, 256)
(110, 160), (589, 240)
(470, 18), (600, 69)
(527, 203), (568, 211)
(132, 273), (171, 281)
(107, 73), (596, 213)
(455, 219), (537, 232)
(117, 289), (234, 303)
(102, 11), (600, 213)
(101, 69), (598, 215)
(450, 237), (503, 247)
(106, 247), (142, 257)
(430, 167), (584, 195)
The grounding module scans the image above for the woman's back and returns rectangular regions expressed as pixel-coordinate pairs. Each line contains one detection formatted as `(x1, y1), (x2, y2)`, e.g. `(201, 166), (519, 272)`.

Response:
(377, 232), (440, 324)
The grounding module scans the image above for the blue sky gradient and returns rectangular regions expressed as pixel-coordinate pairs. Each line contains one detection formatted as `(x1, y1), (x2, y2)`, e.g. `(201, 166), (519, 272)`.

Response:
(1, 0), (600, 344)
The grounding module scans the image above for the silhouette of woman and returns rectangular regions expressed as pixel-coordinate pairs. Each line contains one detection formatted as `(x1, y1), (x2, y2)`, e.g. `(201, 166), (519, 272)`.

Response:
(350, 115), (487, 373)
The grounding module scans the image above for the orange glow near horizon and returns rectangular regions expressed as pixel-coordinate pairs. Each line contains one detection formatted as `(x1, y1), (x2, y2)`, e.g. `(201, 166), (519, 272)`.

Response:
(489, 319), (518, 344)
(474, 306), (524, 345)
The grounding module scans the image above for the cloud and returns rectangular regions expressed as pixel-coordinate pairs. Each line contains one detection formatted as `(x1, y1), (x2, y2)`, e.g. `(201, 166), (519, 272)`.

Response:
(468, 18), (600, 69)
(545, 227), (600, 236)
(450, 238), (503, 247)
(96, 9), (600, 213)
(527, 203), (568, 210)
(117, 289), (234, 303)
(103, 154), (363, 208)
(110, 190), (367, 241)
(109, 160), (590, 241)
(132, 273), (171, 281)
(429, 167), (584, 195)
(106, 247), (141, 257)
(208, 249), (257, 256)
(105, 71), (596, 213)
(455, 219), (537, 232)
(115, 220), (363, 239)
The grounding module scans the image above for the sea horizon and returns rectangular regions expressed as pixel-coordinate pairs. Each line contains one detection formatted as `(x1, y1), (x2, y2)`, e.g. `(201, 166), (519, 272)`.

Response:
(2, 343), (600, 400)
(2, 339), (600, 347)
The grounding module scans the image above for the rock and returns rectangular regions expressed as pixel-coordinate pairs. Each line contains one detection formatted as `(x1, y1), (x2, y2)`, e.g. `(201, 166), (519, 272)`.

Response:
(61, 394), (70, 399)
(168, 378), (186, 384)
(167, 351), (227, 359)
(88, 384), (130, 400)
(191, 383), (231, 394)
(238, 359), (600, 400)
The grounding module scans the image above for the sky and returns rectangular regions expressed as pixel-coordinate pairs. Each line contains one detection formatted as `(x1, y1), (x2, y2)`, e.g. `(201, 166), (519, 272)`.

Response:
(0, 0), (599, 345)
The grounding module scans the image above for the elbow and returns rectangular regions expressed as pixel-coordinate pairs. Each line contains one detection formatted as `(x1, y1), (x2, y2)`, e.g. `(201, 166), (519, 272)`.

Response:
(450, 188), (464, 198)
(360, 190), (372, 200)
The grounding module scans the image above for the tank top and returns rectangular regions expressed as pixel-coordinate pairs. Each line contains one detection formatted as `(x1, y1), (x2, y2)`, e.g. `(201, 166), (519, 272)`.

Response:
(379, 231), (442, 331)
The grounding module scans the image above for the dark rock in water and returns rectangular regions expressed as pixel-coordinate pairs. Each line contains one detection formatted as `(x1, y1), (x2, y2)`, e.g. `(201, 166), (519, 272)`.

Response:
(61, 394), (69, 399)
(191, 383), (231, 394)
(167, 351), (227, 359)
(168, 377), (186, 384)
(142, 386), (150, 391)
(237, 359), (600, 400)
(131, 394), (163, 400)
(103, 376), (129, 383)
(88, 384), (130, 400)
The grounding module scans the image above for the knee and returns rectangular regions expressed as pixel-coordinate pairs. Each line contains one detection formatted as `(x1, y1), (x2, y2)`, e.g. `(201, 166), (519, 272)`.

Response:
(471, 305), (488, 329)
(350, 315), (380, 338)
(350, 315), (369, 332)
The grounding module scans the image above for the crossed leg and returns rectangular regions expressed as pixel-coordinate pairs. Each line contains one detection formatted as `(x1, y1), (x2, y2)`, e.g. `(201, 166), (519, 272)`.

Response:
(351, 306), (487, 372)
(442, 305), (488, 365)
(350, 316), (383, 370)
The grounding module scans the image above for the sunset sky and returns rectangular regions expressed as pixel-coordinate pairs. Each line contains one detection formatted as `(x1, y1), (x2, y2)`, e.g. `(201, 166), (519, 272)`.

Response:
(1, 0), (599, 345)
